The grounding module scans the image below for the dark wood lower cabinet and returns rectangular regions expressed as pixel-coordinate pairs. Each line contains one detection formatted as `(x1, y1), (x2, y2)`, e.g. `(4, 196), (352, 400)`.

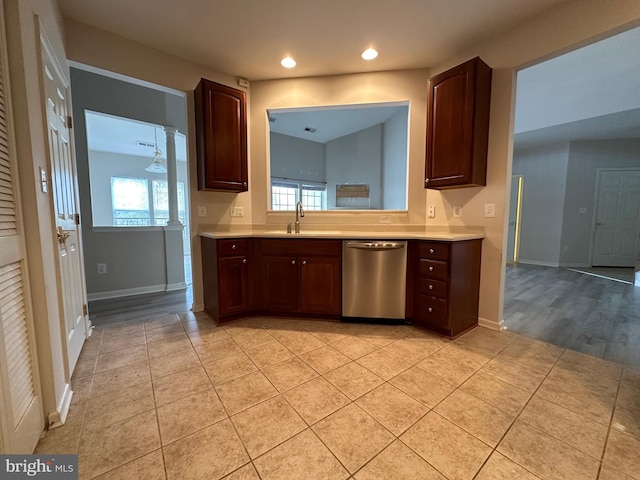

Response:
(300, 256), (341, 314)
(261, 255), (299, 312)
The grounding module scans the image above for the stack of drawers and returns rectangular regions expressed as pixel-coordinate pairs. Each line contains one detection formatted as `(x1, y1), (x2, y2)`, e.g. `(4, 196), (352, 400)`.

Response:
(414, 239), (482, 338)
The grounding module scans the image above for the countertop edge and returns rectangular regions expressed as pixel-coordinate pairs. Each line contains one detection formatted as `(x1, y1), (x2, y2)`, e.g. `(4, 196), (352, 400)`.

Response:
(198, 230), (484, 241)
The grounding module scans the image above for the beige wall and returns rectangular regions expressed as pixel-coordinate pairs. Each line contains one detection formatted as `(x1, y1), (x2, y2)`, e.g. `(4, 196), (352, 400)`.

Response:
(5, 0), (71, 426)
(64, 1), (640, 322)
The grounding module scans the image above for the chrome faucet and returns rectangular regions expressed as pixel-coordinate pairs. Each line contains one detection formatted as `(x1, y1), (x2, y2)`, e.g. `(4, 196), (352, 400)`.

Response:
(294, 201), (304, 233)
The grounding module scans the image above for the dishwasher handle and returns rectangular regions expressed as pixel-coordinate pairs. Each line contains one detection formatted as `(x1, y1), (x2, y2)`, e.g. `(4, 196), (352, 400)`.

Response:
(345, 241), (405, 250)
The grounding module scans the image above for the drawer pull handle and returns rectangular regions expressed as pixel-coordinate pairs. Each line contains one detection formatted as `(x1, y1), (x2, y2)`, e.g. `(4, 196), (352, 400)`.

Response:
(429, 248), (435, 254)
(429, 266), (434, 272)
(232, 244), (237, 250)
(428, 307), (433, 313)
(242, 258), (247, 264)
(429, 284), (434, 290)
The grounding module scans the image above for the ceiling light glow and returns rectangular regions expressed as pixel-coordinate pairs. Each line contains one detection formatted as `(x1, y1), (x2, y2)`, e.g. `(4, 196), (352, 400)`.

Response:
(281, 57), (296, 68)
(361, 48), (378, 60)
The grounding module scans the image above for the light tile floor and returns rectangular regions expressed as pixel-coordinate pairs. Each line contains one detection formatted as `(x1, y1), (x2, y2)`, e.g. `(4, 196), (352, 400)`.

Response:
(36, 313), (640, 480)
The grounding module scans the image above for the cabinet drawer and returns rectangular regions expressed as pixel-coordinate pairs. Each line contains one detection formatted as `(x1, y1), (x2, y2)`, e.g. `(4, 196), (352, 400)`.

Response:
(218, 239), (248, 257)
(419, 278), (448, 298)
(417, 295), (448, 329)
(419, 259), (448, 280)
(420, 242), (449, 261)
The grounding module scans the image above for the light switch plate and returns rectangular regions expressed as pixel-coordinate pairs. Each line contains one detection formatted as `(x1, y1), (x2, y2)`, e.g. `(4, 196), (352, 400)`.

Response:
(484, 203), (496, 218)
(197, 205), (207, 217)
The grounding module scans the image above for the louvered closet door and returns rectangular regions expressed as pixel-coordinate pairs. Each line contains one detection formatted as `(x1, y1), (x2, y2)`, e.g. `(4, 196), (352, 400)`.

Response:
(0, 0), (45, 454)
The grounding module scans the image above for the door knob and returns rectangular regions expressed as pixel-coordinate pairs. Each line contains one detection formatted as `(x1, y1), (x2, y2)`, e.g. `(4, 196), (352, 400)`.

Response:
(56, 226), (70, 244)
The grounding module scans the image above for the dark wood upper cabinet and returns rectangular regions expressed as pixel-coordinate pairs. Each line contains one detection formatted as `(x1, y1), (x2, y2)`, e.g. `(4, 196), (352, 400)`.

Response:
(425, 57), (492, 189)
(194, 78), (248, 192)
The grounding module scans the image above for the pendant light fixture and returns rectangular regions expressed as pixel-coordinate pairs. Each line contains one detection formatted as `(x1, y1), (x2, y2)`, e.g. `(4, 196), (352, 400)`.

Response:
(145, 128), (167, 173)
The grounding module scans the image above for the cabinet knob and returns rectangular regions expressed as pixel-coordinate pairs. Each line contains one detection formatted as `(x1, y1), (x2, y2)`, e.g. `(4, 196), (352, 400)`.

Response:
(429, 248), (435, 254)
(429, 266), (434, 272)
(428, 307), (433, 313)
(429, 284), (434, 290)
(425, 178), (429, 183)
(291, 260), (296, 265)
(302, 260), (307, 265)
(243, 182), (248, 186)
(231, 244), (237, 250)
(242, 258), (247, 264)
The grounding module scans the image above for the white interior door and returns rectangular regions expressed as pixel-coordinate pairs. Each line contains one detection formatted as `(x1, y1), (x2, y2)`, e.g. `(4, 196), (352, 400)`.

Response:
(592, 169), (640, 267)
(40, 30), (88, 374)
(0, 5), (44, 453)
(507, 175), (523, 263)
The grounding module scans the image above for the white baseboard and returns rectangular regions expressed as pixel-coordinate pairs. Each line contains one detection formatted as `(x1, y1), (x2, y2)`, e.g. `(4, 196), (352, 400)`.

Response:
(517, 259), (559, 268)
(478, 316), (504, 331)
(559, 262), (591, 268)
(48, 383), (73, 429)
(191, 303), (205, 312)
(87, 284), (168, 301)
(166, 282), (187, 292)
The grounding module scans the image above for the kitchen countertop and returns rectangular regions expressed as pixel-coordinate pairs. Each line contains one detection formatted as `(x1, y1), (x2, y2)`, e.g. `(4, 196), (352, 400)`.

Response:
(199, 228), (484, 241)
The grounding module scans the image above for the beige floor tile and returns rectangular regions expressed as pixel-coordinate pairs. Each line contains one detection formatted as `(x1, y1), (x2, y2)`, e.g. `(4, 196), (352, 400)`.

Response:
(34, 403), (86, 454)
(299, 345), (351, 374)
(70, 377), (93, 406)
(93, 449), (166, 480)
(231, 396), (307, 458)
(78, 410), (161, 479)
(79, 330), (103, 357)
(262, 357), (318, 392)
(144, 313), (180, 330)
(215, 371), (278, 415)
(90, 360), (151, 397)
(357, 324), (408, 346)
(204, 352), (258, 385)
(222, 463), (260, 480)
(99, 331), (147, 354)
(459, 371), (532, 416)
(480, 356), (548, 393)
(390, 366), (455, 408)
(34, 433), (80, 455)
(233, 329), (277, 350)
(497, 420), (600, 480)
(163, 418), (249, 480)
(536, 371), (616, 425)
(72, 352), (97, 379)
(324, 362), (384, 400)
(549, 360), (621, 398)
(147, 335), (193, 358)
(356, 349), (412, 380)
(245, 340), (294, 368)
(153, 365), (212, 406)
(598, 463), (635, 480)
(400, 412), (492, 480)
(416, 352), (479, 386)
(145, 324), (187, 344)
(603, 429), (640, 479)
(356, 383), (428, 436)
(434, 389), (515, 446)
(355, 440), (445, 480)
(312, 403), (394, 473)
(283, 377), (350, 425)
(475, 452), (540, 480)
(276, 331), (326, 355)
(150, 347), (200, 378)
(253, 429), (349, 480)
(187, 326), (230, 346)
(556, 349), (623, 381)
(101, 321), (144, 339)
(308, 328), (349, 344)
(382, 338), (439, 365)
(454, 326), (515, 353)
(95, 344), (148, 373)
(180, 311), (218, 333)
(332, 336), (379, 359)
(223, 318), (269, 336)
(497, 337), (563, 373)
(157, 388), (227, 445)
(84, 381), (155, 433)
(612, 396), (640, 440)
(195, 337), (243, 363)
(519, 395), (608, 458)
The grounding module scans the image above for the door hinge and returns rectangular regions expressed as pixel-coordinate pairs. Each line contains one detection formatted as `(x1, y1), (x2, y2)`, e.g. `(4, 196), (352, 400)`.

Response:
(67, 116), (73, 129)
(82, 304), (88, 316)
(75, 213), (80, 225)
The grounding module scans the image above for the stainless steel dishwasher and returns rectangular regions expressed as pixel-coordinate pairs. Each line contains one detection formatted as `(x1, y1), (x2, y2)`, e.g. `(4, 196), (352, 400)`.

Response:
(342, 240), (407, 321)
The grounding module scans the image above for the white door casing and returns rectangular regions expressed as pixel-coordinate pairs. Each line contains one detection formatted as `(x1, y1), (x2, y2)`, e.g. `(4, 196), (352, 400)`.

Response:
(40, 29), (89, 375)
(507, 175), (524, 263)
(592, 169), (640, 267)
(0, 2), (45, 453)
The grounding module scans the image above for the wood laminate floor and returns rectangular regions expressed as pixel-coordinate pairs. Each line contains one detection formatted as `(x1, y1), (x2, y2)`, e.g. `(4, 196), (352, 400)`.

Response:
(504, 263), (640, 367)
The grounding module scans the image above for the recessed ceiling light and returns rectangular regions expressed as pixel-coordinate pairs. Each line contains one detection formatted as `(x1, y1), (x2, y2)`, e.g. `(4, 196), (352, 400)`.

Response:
(281, 57), (296, 68)
(361, 48), (378, 60)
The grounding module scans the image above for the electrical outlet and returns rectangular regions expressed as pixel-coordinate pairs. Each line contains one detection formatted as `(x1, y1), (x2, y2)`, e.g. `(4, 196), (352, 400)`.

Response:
(197, 205), (207, 217)
(97, 263), (107, 274)
(379, 215), (391, 224)
(237, 77), (250, 88)
(484, 203), (496, 218)
(453, 205), (462, 217)
(427, 205), (436, 218)
(230, 207), (244, 217)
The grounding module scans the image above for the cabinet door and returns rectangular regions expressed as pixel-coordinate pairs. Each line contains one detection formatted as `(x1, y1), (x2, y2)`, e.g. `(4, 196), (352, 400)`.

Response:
(195, 79), (248, 192)
(261, 255), (299, 312)
(218, 255), (250, 317)
(425, 57), (491, 189)
(300, 256), (340, 314)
